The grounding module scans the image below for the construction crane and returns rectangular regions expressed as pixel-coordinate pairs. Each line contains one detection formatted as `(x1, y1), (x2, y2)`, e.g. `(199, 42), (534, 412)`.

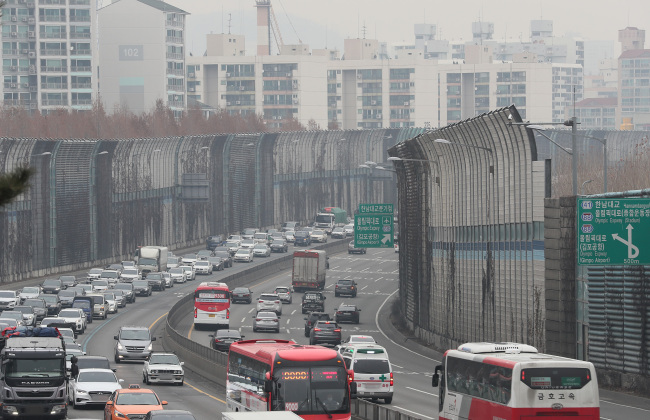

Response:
(255, 0), (302, 55)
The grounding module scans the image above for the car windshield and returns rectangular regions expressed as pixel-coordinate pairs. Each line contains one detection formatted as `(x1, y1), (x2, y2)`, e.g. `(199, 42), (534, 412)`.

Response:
(295, 231), (308, 238)
(149, 354), (180, 365)
(170, 268), (184, 274)
(147, 274), (163, 280)
(272, 240), (284, 245)
(89, 268), (103, 275)
(260, 294), (278, 301)
(103, 293), (116, 300)
(21, 287), (40, 294)
(183, 254), (196, 259)
(120, 329), (150, 340)
(214, 251), (229, 258)
(233, 288), (249, 293)
(243, 229), (256, 235)
(114, 284), (132, 291)
(316, 322), (337, 329)
(59, 309), (80, 317)
(72, 300), (90, 308)
(168, 257), (180, 264)
(216, 331), (241, 338)
(273, 366), (349, 414)
(275, 288), (289, 293)
(1, 312), (22, 320)
(59, 290), (75, 297)
(14, 307), (31, 314)
(337, 281), (354, 285)
(257, 312), (277, 319)
(116, 392), (160, 405)
(226, 241), (239, 247)
(349, 337), (375, 343)
(60, 276), (75, 282)
(101, 271), (118, 278)
(24, 299), (45, 307)
(0, 292), (15, 298)
(339, 306), (356, 311)
(235, 249), (250, 255)
(133, 280), (148, 287)
(122, 269), (138, 275)
(43, 279), (60, 286)
(195, 262), (209, 267)
(78, 371), (117, 382)
(92, 280), (108, 286)
(254, 244), (267, 249)
(40, 295), (57, 304)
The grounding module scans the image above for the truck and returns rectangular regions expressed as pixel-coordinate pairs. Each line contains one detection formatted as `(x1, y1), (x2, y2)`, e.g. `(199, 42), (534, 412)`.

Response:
(292, 249), (327, 292)
(0, 327), (68, 419)
(314, 207), (347, 234)
(135, 245), (168, 277)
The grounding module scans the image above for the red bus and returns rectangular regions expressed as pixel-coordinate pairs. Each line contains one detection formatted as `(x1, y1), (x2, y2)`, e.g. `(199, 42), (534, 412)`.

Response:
(193, 282), (230, 329)
(227, 339), (354, 420)
(432, 342), (600, 419)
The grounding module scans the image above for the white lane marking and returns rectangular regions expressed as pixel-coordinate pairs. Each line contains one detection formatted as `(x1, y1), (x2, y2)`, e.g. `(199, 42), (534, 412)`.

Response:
(392, 406), (434, 420)
(601, 400), (650, 412)
(376, 290), (441, 363)
(248, 308), (255, 313)
(286, 328), (290, 334)
(392, 364), (403, 368)
(286, 319), (291, 325)
(361, 285), (369, 290)
(374, 277), (383, 282)
(406, 386), (437, 397)
(291, 310), (296, 315)
(241, 317), (246, 323)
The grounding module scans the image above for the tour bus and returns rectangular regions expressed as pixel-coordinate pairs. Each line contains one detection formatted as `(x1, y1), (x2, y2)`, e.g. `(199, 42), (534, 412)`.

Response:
(193, 282), (230, 329)
(432, 342), (600, 420)
(227, 339), (354, 420)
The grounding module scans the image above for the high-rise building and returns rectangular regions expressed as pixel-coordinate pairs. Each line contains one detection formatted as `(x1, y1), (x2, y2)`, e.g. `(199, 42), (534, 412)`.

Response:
(1, 0), (96, 113)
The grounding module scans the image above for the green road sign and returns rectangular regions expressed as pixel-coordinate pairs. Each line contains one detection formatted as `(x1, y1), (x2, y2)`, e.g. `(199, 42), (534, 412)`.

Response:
(354, 213), (393, 248)
(577, 198), (650, 265)
(358, 203), (393, 214)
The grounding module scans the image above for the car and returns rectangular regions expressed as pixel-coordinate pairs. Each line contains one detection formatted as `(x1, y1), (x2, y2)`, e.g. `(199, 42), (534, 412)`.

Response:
(1, 311), (26, 326)
(335, 303), (361, 324)
(39, 293), (62, 315)
(310, 229), (328, 243)
(143, 353), (184, 385)
(274, 286), (292, 304)
(57, 289), (78, 308)
(301, 291), (326, 314)
(348, 240), (367, 254)
(58, 327), (77, 341)
(241, 228), (258, 240)
(331, 227), (347, 239)
(207, 256), (225, 271)
(256, 293), (282, 315)
(394, 243), (399, 253)
(59, 275), (77, 288)
(281, 221), (300, 232)
(252, 243), (271, 257)
(227, 234), (242, 241)
(196, 249), (212, 260)
(284, 230), (296, 243)
(100, 269), (121, 286)
(252, 311), (281, 333)
(270, 239), (289, 253)
(240, 239), (256, 249)
(193, 260), (213, 275)
(114, 325), (156, 363)
(113, 283), (136, 303)
(167, 256), (181, 269)
(120, 268), (142, 283)
(294, 230), (311, 246)
(22, 297), (47, 320)
(168, 267), (188, 284)
(0, 290), (21, 310)
(122, 260), (135, 269)
(309, 320), (342, 346)
(86, 293), (108, 319)
(73, 355), (113, 371)
(68, 368), (124, 407)
(181, 253), (199, 265)
(213, 249), (233, 268)
(343, 224), (355, 237)
(336, 335), (377, 353)
(206, 235), (223, 251)
(18, 286), (42, 303)
(57, 308), (87, 333)
(104, 385), (168, 419)
(210, 329), (244, 351)
(78, 283), (94, 294)
(145, 272), (166, 291)
(41, 278), (64, 294)
(91, 279), (110, 292)
(65, 348), (86, 372)
(12, 305), (36, 327)
(66, 286), (86, 296)
(231, 287), (253, 304)
(334, 279), (358, 297)
(112, 289), (129, 307)
(0, 318), (19, 329)
(102, 291), (119, 314)
(234, 248), (254, 263)
(86, 267), (103, 282)
(144, 410), (197, 420)
(179, 265), (196, 281)
(106, 263), (124, 272)
(132, 279), (152, 297)
(161, 272), (174, 288)
(225, 240), (241, 255)
(304, 312), (332, 337)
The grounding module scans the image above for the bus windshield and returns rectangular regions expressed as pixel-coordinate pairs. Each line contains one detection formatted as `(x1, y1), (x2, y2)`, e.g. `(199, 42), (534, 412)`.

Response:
(273, 367), (349, 414)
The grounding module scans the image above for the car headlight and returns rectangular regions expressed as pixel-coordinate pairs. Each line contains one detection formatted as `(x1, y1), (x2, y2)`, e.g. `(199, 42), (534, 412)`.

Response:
(114, 409), (127, 418)
(147, 344), (153, 351)
(175, 370), (183, 374)
(117, 343), (123, 350)
(76, 389), (88, 395)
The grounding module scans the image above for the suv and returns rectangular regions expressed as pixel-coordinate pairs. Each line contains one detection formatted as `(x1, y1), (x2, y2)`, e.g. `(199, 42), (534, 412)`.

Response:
(309, 320), (342, 346)
(145, 272), (166, 291)
(334, 279), (358, 297)
(335, 303), (361, 324)
(304, 312), (331, 337)
(294, 231), (311, 247)
(114, 326), (156, 363)
(301, 291), (326, 314)
(274, 286), (292, 304)
(256, 293), (282, 315)
(113, 283), (136, 303)
(206, 235), (223, 251)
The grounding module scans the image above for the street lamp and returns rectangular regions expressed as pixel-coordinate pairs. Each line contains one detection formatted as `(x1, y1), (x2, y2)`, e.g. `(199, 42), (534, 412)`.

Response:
(581, 179), (593, 196)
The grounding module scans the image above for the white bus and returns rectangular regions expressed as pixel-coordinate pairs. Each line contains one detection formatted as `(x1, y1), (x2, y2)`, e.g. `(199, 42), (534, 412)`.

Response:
(432, 342), (600, 420)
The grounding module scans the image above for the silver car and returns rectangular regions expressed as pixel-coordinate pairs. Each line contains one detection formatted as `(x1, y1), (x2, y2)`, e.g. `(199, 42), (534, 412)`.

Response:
(256, 293), (282, 315)
(234, 248), (254, 263)
(252, 244), (271, 258)
(193, 260), (213, 275)
(252, 311), (281, 333)
(120, 268), (141, 283)
(310, 229), (328, 243)
(168, 267), (187, 283)
(274, 286), (292, 304)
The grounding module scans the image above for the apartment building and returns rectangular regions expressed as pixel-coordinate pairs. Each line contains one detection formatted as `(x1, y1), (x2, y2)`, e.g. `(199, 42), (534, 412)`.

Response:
(97, 0), (188, 118)
(618, 49), (650, 130)
(1, 0), (96, 113)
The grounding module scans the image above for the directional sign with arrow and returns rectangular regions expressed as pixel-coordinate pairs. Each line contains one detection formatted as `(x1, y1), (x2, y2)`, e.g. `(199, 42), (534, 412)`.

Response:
(355, 207), (394, 249)
(577, 198), (650, 266)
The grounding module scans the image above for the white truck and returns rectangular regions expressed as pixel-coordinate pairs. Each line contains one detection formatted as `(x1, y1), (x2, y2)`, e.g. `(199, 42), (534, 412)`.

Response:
(292, 249), (327, 292)
(135, 246), (168, 278)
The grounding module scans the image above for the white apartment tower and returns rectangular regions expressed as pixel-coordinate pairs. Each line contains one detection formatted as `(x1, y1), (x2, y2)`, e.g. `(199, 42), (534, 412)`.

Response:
(1, 0), (96, 113)
(97, 0), (188, 117)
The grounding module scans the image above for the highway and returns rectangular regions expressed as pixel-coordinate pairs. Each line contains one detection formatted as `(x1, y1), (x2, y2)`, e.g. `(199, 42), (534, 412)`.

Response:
(5, 241), (649, 419)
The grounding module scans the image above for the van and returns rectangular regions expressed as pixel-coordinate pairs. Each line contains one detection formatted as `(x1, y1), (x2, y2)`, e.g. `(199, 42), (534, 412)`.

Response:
(340, 344), (393, 404)
(83, 294), (107, 319)
(72, 296), (95, 323)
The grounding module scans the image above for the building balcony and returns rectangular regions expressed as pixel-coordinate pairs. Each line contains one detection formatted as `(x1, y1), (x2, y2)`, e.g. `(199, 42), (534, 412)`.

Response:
(69, 0), (90, 4)
(71, 66), (92, 72)
(39, 0), (65, 4)
(71, 49), (91, 56)
(41, 66), (68, 72)
(69, 16), (90, 22)
(167, 68), (184, 76)
(166, 84), (185, 91)
(166, 52), (184, 60)
(166, 36), (183, 44)
(168, 101), (184, 108)
(41, 99), (68, 106)
(40, 16), (66, 22)
(72, 83), (92, 89)
(166, 20), (183, 28)
(40, 49), (66, 56)
(41, 83), (68, 89)
(71, 98), (92, 105)
(70, 32), (91, 39)
(40, 32), (67, 39)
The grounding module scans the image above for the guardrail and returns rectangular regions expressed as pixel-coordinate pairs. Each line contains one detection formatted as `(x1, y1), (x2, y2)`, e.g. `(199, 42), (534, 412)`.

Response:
(162, 239), (421, 420)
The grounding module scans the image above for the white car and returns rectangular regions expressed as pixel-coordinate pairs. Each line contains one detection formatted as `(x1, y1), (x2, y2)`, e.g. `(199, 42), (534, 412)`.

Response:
(234, 248), (254, 263)
(284, 230), (296, 243)
(168, 267), (187, 283)
(102, 292), (118, 314)
(0, 290), (21, 310)
(256, 293), (282, 315)
(120, 268), (141, 283)
(225, 240), (241, 255)
(181, 253), (198, 265)
(100, 270), (121, 286)
(343, 224), (355, 237)
(142, 353), (184, 385)
(240, 239), (256, 249)
(179, 265), (195, 281)
(162, 272), (174, 288)
(57, 308), (87, 333)
(86, 268), (103, 282)
(68, 368), (123, 407)
(18, 286), (42, 303)
(91, 279), (109, 292)
(193, 260), (213, 275)
(167, 256), (181, 269)
(310, 229), (328, 243)
(252, 244), (271, 258)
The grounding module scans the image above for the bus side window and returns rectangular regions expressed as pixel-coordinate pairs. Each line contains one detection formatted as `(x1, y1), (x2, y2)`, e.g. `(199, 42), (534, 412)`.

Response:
(498, 367), (512, 404)
(438, 361), (446, 414)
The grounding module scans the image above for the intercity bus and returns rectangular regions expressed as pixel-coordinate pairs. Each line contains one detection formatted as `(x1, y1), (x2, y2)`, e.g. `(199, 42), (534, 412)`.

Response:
(193, 282), (230, 329)
(432, 342), (599, 419)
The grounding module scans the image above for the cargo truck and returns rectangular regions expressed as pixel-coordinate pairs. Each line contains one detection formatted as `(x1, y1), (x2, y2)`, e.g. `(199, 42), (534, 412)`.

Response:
(314, 207), (347, 234)
(0, 327), (68, 419)
(292, 249), (327, 292)
(135, 246), (168, 277)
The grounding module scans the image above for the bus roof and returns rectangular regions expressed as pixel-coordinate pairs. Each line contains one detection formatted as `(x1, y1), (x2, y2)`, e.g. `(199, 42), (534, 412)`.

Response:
(457, 342), (538, 354)
(197, 282), (228, 289)
(230, 339), (340, 364)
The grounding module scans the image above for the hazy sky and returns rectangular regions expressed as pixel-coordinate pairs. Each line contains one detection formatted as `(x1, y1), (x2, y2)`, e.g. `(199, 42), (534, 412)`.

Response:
(165, 0), (648, 57)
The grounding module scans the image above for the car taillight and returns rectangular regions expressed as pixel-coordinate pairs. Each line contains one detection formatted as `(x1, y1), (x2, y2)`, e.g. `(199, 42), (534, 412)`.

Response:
(390, 372), (393, 386)
(256, 318), (261, 322)
(336, 311), (343, 315)
(314, 328), (321, 331)
(350, 286), (355, 289)
(259, 300), (264, 303)
(275, 301), (280, 304)
(226, 308), (230, 319)
(273, 319), (279, 322)
(334, 329), (341, 332)
(194, 308), (197, 318)
(335, 285), (339, 288)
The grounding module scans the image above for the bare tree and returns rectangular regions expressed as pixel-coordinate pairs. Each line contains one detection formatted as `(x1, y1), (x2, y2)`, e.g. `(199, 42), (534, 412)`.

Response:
(0, 167), (34, 208)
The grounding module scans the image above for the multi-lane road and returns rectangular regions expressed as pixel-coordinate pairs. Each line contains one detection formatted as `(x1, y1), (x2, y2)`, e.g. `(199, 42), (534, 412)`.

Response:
(5, 241), (650, 419)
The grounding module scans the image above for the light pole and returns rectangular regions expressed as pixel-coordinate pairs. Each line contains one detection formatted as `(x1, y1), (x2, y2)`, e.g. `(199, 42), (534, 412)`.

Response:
(581, 179), (593, 196)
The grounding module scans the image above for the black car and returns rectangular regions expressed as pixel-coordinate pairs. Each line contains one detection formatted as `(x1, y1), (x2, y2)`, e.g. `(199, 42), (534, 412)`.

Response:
(59, 275), (77, 288)
(41, 278), (64, 294)
(144, 410), (197, 420)
(132, 279), (153, 296)
(38, 294), (61, 315)
(231, 287), (252, 304)
(270, 239), (289, 253)
(146, 272), (166, 291)
(304, 312), (332, 337)
(206, 235), (223, 251)
(301, 291), (326, 314)
(335, 303), (361, 324)
(113, 283), (136, 303)
(348, 240), (367, 254)
(309, 320), (342, 346)
(294, 231), (312, 247)
(334, 279), (358, 297)
(208, 256), (225, 271)
(210, 329), (244, 352)
(213, 249), (233, 268)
